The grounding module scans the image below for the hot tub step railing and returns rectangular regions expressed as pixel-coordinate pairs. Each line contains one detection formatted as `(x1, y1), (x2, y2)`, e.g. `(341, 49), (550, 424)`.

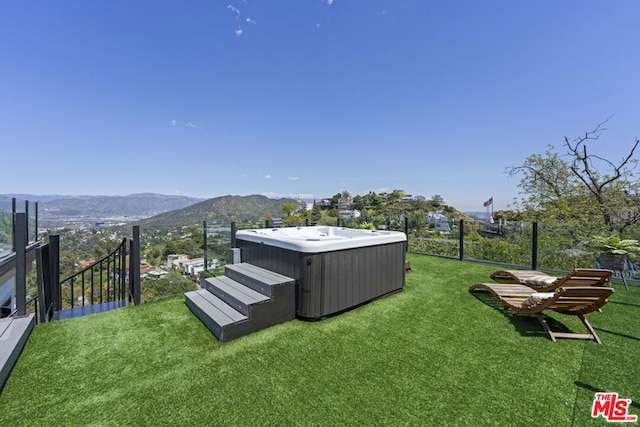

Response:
(185, 263), (295, 342)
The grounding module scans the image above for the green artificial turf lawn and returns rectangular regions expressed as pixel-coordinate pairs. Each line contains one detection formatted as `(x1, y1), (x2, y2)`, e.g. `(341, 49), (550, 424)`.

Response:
(0, 254), (638, 426)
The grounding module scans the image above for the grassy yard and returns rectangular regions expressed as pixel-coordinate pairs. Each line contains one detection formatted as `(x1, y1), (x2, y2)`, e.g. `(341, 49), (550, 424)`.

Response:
(0, 254), (638, 426)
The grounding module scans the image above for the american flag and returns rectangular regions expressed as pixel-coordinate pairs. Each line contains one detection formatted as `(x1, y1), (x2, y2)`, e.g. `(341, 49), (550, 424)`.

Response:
(483, 197), (493, 207)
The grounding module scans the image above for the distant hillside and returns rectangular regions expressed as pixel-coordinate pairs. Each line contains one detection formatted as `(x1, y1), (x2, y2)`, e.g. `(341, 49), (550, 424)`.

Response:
(0, 193), (204, 224)
(136, 195), (292, 229)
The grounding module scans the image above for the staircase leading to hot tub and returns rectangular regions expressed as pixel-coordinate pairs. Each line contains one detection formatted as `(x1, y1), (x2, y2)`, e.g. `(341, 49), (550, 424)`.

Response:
(185, 263), (295, 342)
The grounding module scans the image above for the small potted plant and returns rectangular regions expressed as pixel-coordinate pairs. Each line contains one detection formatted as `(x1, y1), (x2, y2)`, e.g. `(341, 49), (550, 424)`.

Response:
(589, 235), (640, 270)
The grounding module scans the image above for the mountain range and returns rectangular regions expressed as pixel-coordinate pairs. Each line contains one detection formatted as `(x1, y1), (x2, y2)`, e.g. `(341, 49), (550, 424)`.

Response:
(0, 193), (293, 229)
(136, 195), (293, 229)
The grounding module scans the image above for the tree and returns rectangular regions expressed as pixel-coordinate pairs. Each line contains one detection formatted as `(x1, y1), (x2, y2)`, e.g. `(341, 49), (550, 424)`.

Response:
(280, 201), (298, 218)
(311, 204), (321, 222)
(351, 195), (364, 211)
(431, 195), (444, 208)
(507, 120), (640, 233)
(330, 193), (342, 209)
(386, 190), (405, 204)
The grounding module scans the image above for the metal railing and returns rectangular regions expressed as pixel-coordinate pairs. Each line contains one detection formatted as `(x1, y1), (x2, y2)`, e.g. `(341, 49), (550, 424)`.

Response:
(57, 226), (140, 312)
(9, 295), (39, 322)
(60, 238), (128, 310)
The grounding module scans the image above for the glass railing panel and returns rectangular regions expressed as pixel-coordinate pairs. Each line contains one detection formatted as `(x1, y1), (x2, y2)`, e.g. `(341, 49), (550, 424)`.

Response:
(460, 219), (533, 266)
(0, 208), (11, 258)
(536, 221), (610, 271)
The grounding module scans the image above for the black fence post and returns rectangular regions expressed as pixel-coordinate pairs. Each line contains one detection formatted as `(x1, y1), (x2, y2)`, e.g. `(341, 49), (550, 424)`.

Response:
(130, 226), (141, 306)
(337, 217), (341, 227)
(404, 216), (409, 252)
(11, 197), (16, 251)
(203, 221), (208, 272)
(36, 244), (47, 323)
(459, 219), (464, 261)
(305, 218), (309, 226)
(532, 221), (538, 271)
(49, 234), (61, 313)
(121, 238), (127, 301)
(231, 221), (237, 248)
(15, 212), (27, 317)
(35, 202), (38, 243)
(25, 200), (29, 243)
(265, 219), (270, 228)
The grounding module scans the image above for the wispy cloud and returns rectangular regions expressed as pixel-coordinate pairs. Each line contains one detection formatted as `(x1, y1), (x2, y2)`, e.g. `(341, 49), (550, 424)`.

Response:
(184, 121), (196, 128)
(246, 17), (255, 24)
(287, 176), (299, 181)
(264, 174), (272, 179)
(227, 4), (240, 15)
(171, 119), (177, 127)
(326, 0), (334, 5)
(235, 27), (243, 37)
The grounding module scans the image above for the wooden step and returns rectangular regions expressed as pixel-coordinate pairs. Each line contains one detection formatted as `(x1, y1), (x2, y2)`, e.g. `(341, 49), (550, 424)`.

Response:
(185, 263), (296, 343)
(185, 290), (248, 342)
(224, 263), (294, 297)
(1, 314), (36, 390)
(203, 276), (270, 316)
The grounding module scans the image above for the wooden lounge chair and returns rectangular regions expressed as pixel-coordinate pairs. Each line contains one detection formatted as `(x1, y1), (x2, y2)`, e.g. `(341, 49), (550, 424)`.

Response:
(489, 268), (613, 291)
(469, 283), (614, 344)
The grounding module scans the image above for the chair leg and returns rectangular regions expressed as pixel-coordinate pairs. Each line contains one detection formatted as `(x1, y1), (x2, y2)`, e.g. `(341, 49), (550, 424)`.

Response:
(536, 314), (602, 344)
(577, 314), (602, 344)
(536, 314), (557, 343)
(622, 274), (629, 291)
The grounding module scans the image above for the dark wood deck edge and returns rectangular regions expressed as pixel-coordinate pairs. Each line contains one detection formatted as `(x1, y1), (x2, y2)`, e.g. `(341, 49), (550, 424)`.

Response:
(0, 314), (36, 391)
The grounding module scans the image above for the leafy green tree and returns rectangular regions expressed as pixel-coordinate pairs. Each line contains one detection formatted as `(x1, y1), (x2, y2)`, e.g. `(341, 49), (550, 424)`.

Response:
(351, 195), (364, 211)
(330, 193), (341, 209)
(0, 212), (10, 243)
(90, 238), (122, 260)
(280, 201), (298, 217)
(141, 271), (198, 302)
(311, 204), (321, 222)
(283, 216), (304, 227)
(431, 195), (444, 208)
(507, 121), (640, 234)
(386, 190), (405, 204)
(59, 250), (79, 280)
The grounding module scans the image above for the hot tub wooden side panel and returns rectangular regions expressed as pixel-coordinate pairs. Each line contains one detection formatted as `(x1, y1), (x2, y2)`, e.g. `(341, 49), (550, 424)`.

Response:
(236, 241), (313, 316)
(319, 242), (405, 319)
(236, 239), (405, 320)
(238, 241), (301, 280)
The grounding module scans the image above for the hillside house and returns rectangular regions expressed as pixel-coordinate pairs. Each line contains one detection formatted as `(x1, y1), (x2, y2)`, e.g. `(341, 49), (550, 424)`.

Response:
(167, 254), (189, 270)
(340, 210), (361, 219)
(427, 212), (452, 234)
(337, 197), (352, 210)
(183, 259), (219, 277)
(316, 199), (332, 210)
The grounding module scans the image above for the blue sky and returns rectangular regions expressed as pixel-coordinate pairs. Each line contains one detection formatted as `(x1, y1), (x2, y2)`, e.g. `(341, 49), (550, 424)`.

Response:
(1, 1), (639, 211)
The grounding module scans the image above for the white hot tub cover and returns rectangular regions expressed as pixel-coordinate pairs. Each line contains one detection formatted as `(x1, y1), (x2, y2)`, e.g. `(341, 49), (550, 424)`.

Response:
(235, 226), (406, 253)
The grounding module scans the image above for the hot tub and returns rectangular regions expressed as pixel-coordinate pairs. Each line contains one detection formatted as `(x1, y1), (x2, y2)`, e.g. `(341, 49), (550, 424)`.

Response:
(235, 226), (407, 320)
